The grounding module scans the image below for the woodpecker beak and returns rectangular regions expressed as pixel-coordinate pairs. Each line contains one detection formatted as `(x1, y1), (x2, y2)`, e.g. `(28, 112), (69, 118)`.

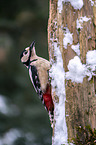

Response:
(29, 40), (35, 57)
(27, 41), (35, 69)
(30, 41), (35, 51)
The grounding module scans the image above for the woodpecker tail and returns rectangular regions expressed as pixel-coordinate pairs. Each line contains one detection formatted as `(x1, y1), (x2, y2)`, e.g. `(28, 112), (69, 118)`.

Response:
(43, 84), (54, 127)
(48, 108), (54, 128)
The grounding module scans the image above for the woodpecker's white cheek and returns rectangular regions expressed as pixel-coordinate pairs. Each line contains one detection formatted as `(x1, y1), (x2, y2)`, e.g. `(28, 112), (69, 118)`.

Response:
(21, 57), (24, 62)
(21, 56), (27, 62)
(21, 52), (29, 63)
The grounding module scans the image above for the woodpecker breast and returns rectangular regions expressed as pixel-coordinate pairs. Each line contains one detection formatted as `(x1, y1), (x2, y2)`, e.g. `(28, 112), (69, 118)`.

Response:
(29, 57), (50, 92)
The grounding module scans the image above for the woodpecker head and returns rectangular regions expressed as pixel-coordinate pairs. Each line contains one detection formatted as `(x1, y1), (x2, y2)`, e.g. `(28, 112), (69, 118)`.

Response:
(20, 41), (36, 67)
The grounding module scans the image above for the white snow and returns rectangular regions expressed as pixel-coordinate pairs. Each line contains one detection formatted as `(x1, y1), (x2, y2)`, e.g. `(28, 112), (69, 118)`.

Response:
(89, 0), (95, 6)
(86, 50), (96, 67)
(49, 42), (68, 145)
(76, 16), (91, 30)
(86, 50), (96, 79)
(70, 0), (84, 10)
(58, 0), (63, 13)
(71, 43), (80, 56)
(66, 50), (96, 83)
(63, 28), (73, 49)
(66, 56), (86, 83)
(58, 0), (84, 13)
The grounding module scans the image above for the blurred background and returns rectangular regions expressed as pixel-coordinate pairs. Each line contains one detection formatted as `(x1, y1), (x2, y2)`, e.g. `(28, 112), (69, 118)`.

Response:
(0, 0), (52, 145)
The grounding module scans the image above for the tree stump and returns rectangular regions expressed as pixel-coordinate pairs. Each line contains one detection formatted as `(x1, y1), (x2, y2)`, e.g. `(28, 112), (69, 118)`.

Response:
(48, 0), (96, 144)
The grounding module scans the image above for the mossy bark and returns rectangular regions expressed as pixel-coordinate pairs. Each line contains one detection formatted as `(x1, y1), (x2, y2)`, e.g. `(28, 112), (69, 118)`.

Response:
(48, 0), (96, 143)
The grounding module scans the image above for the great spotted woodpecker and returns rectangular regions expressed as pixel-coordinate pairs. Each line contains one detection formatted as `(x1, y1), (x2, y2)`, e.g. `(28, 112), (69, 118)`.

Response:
(20, 41), (54, 126)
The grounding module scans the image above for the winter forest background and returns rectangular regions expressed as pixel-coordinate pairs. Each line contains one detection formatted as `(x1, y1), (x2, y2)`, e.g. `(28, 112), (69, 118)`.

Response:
(0, 0), (52, 145)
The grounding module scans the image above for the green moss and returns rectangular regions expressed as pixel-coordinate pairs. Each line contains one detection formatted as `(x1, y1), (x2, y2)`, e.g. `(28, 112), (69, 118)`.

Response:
(77, 28), (81, 32)
(72, 125), (96, 145)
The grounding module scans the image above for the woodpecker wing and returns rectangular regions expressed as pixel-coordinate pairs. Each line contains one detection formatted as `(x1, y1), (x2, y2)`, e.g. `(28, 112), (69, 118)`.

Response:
(29, 65), (43, 100)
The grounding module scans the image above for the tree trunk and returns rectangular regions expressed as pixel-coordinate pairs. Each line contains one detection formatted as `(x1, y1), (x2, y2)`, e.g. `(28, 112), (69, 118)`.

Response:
(48, 0), (96, 144)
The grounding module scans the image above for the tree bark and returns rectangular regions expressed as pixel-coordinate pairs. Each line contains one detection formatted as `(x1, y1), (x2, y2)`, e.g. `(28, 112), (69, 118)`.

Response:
(48, 0), (96, 144)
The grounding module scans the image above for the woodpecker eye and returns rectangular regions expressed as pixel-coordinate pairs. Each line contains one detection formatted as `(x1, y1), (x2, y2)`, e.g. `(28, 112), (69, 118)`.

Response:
(23, 51), (28, 55)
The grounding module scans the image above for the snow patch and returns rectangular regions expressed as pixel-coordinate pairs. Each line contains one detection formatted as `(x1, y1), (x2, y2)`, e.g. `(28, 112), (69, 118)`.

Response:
(58, 0), (63, 14)
(89, 0), (95, 6)
(58, 0), (84, 13)
(63, 28), (73, 49)
(76, 16), (91, 30)
(71, 43), (80, 56)
(49, 42), (68, 145)
(86, 50), (96, 79)
(86, 50), (96, 67)
(70, 0), (84, 10)
(66, 50), (96, 83)
(66, 56), (86, 83)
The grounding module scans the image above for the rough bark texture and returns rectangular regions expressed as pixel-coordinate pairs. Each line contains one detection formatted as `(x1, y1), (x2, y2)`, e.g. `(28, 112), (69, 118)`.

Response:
(48, 0), (96, 143)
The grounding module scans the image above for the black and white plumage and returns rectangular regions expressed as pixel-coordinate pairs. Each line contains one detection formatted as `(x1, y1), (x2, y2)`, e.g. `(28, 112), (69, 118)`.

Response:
(20, 41), (54, 125)
(29, 65), (43, 100)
